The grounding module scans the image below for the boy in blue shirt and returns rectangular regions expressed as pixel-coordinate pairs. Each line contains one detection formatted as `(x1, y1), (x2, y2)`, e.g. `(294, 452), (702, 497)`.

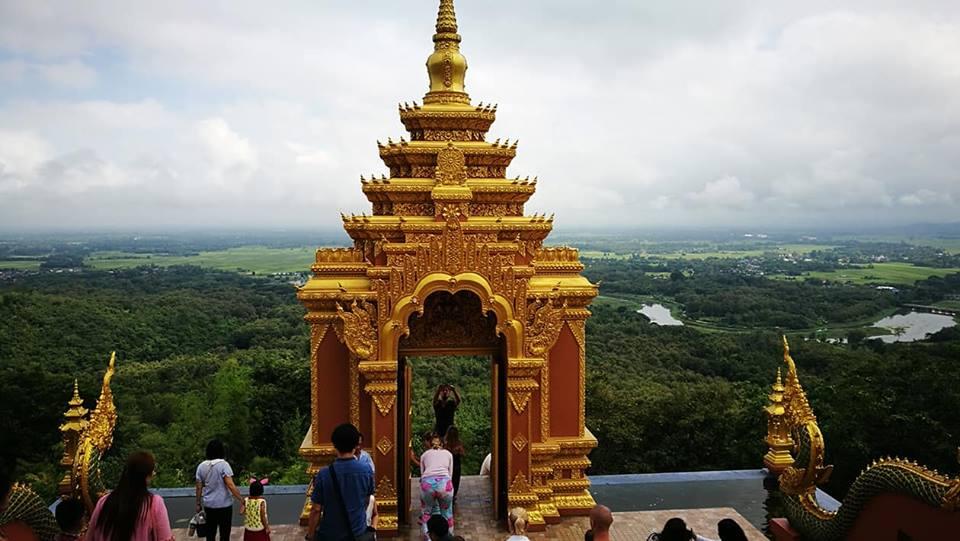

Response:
(306, 423), (375, 541)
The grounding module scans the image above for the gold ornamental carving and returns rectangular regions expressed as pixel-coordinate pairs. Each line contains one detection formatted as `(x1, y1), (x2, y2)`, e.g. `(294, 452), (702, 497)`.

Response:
(372, 394), (397, 416)
(401, 291), (498, 351)
(377, 436), (394, 456)
(334, 300), (378, 360)
(525, 297), (567, 357)
(509, 390), (532, 414)
(434, 142), (467, 186)
(310, 323), (331, 362)
(510, 472), (533, 494)
(375, 475), (397, 499)
(512, 432), (528, 452)
(349, 354), (360, 426)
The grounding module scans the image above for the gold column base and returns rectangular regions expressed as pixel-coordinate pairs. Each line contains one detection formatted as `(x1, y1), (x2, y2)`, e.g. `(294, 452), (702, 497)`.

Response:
(764, 449), (795, 475)
(553, 490), (597, 516)
(299, 427), (336, 526)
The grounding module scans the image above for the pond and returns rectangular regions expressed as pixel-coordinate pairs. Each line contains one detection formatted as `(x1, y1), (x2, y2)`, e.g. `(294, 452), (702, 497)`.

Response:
(869, 310), (957, 343)
(637, 303), (684, 326)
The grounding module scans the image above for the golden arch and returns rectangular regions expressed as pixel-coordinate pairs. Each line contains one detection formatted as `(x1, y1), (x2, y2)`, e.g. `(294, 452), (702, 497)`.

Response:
(379, 272), (524, 362)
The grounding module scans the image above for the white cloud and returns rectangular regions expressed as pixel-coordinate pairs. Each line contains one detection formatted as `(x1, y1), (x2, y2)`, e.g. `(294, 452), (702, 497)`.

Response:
(1, 1), (960, 229)
(0, 130), (52, 179)
(899, 189), (953, 207)
(195, 117), (258, 181)
(34, 59), (97, 88)
(0, 59), (97, 88)
(687, 176), (755, 209)
(0, 59), (25, 82)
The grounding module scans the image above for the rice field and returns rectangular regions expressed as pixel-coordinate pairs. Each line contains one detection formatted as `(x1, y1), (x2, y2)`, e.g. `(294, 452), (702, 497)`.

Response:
(85, 246), (318, 274)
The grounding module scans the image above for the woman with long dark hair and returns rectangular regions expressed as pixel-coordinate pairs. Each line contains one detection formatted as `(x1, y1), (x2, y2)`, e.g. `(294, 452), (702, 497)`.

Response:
(86, 451), (173, 541)
(442, 425), (465, 500)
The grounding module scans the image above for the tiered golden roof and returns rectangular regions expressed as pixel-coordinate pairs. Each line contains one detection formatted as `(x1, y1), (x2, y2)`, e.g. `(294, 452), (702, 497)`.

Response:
(303, 0), (592, 301)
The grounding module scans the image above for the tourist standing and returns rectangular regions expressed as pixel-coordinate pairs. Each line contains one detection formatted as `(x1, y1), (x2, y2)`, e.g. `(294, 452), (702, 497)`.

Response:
(306, 423), (375, 541)
(242, 479), (270, 541)
(442, 426), (465, 500)
(432, 385), (461, 438)
(590, 505), (613, 541)
(419, 434), (454, 538)
(196, 439), (245, 541)
(355, 433), (375, 475)
(87, 451), (173, 541)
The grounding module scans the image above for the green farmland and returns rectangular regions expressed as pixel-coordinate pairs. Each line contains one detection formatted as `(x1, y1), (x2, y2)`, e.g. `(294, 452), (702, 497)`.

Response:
(581, 243), (836, 260)
(775, 262), (960, 285)
(85, 246), (317, 274)
(0, 259), (41, 270)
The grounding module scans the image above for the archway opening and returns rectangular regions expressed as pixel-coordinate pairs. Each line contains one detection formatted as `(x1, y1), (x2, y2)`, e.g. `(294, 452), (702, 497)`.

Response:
(395, 290), (509, 525)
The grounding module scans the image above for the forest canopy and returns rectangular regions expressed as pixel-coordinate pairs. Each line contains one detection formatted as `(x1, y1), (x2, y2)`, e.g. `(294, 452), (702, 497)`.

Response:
(1, 261), (958, 502)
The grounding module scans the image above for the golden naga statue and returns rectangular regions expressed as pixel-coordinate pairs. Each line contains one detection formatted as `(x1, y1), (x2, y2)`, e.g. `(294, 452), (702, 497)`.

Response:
(764, 337), (960, 539)
(58, 352), (118, 512)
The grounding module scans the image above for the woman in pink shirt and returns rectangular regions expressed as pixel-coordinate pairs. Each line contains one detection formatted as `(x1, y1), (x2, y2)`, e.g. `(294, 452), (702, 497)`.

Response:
(418, 434), (454, 538)
(87, 451), (173, 541)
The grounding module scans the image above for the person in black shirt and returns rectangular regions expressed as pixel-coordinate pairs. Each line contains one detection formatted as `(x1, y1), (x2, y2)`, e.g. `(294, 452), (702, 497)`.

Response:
(433, 384), (461, 438)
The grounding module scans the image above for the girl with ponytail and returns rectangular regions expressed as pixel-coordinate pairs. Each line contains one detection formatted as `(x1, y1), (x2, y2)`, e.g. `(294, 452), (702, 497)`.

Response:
(506, 507), (530, 541)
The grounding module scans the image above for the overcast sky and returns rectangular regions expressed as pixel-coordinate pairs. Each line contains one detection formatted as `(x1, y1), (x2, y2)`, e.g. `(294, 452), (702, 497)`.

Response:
(1, 0), (959, 232)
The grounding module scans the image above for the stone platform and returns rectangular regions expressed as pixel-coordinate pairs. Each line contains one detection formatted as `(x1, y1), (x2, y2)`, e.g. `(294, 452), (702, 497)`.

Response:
(172, 477), (765, 540)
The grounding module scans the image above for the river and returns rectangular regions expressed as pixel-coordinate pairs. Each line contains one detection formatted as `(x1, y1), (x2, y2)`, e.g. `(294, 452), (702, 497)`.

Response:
(868, 311), (957, 343)
(637, 303), (684, 326)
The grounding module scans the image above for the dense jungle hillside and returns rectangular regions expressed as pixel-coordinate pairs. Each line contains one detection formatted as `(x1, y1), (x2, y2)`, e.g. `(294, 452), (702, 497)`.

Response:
(1, 259), (958, 500)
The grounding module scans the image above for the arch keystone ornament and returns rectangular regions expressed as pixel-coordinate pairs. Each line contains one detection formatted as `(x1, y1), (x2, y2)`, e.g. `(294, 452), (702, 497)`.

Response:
(297, 0), (598, 534)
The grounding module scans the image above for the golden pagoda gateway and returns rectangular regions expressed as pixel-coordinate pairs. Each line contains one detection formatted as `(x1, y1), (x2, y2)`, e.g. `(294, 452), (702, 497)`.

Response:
(298, 0), (598, 534)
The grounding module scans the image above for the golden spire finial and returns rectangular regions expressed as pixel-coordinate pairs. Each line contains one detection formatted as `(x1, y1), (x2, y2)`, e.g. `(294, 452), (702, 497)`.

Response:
(436, 0), (458, 34)
(424, 0), (470, 106)
(61, 379), (88, 429)
(69, 379), (83, 406)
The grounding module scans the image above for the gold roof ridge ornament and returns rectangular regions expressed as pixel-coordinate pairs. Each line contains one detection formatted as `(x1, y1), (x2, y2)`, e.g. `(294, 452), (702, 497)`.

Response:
(424, 0), (470, 106)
